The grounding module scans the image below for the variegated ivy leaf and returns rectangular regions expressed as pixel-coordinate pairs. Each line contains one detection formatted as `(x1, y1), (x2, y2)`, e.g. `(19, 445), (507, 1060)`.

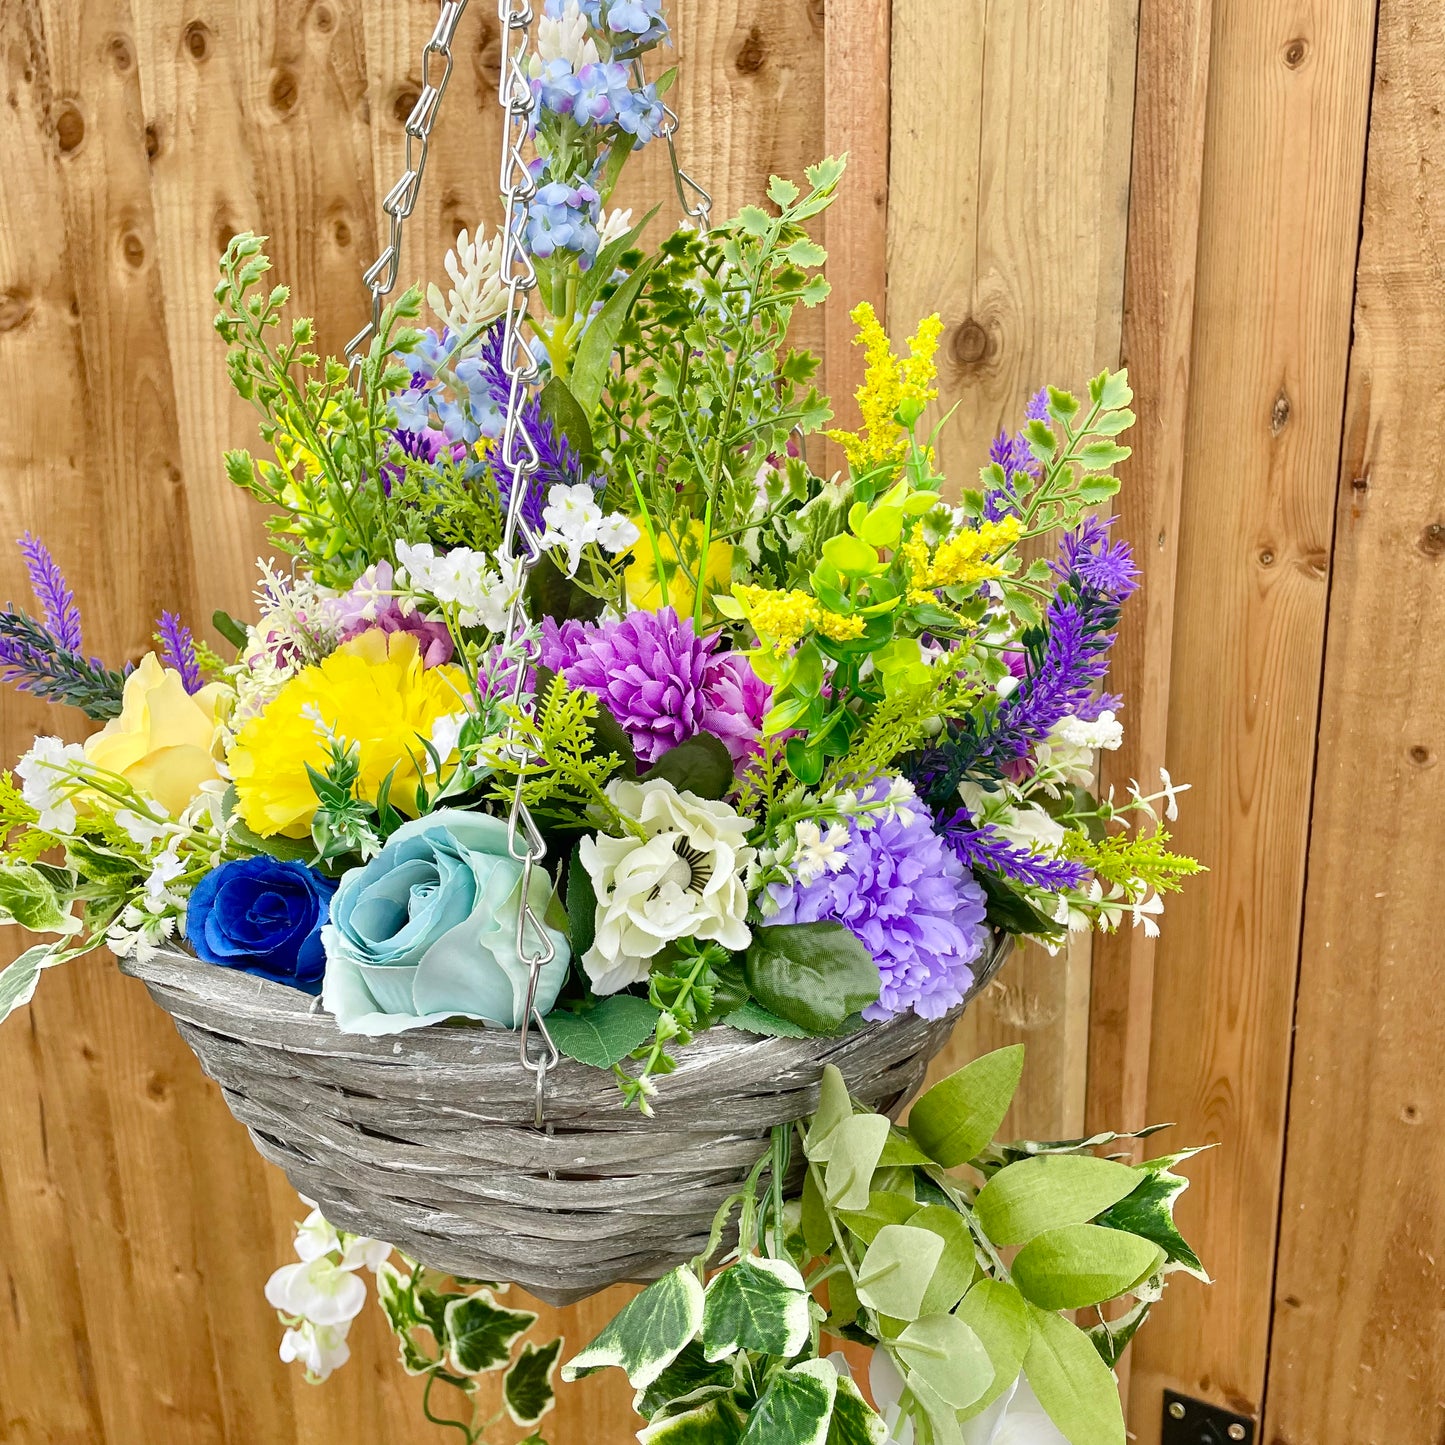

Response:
(564, 1266), (705, 1391)
(702, 1256), (810, 1363)
(855, 1225), (945, 1321)
(1011, 1225), (1166, 1313)
(974, 1124), (1171, 1179)
(739, 1359), (838, 1445)
(1092, 1150), (1211, 1282)
(1086, 1296), (1152, 1369)
(0, 944), (63, 1025)
(955, 1279), (1032, 1421)
(827, 1374), (887, 1445)
(895, 1313), (993, 1410)
(638, 1394), (749, 1443)
(1024, 1303), (1126, 1445)
(375, 1263), (435, 1376)
(824, 1115), (891, 1212)
(443, 1290), (537, 1376)
(503, 1338), (563, 1427)
(634, 1341), (737, 1422)
(974, 1155), (1145, 1246)
(0, 862), (80, 937)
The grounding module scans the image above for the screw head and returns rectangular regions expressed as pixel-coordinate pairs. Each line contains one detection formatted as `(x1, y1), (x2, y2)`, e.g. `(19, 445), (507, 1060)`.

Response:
(1227, 1428), (1247, 1442)
(1167, 1402), (1186, 1420)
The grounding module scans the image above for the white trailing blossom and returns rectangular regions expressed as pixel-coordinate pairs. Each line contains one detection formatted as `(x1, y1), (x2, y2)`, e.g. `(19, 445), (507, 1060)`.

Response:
(395, 540), (525, 632)
(539, 482), (640, 575)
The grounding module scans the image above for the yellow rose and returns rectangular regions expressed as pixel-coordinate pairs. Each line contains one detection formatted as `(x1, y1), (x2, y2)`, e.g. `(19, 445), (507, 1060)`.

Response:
(84, 653), (227, 817)
(624, 520), (734, 619)
(227, 629), (470, 839)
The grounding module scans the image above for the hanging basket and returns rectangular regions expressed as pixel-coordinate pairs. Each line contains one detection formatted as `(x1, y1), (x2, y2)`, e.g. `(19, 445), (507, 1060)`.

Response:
(120, 936), (1012, 1304)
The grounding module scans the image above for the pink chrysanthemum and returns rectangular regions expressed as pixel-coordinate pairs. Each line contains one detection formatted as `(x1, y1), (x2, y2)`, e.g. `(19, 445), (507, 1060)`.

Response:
(541, 608), (769, 765)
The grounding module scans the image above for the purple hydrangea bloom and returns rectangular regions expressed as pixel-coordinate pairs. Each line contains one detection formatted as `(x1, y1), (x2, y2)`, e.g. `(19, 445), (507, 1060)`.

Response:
(768, 782), (989, 1022)
(157, 612), (204, 694)
(336, 562), (455, 668)
(541, 608), (769, 765)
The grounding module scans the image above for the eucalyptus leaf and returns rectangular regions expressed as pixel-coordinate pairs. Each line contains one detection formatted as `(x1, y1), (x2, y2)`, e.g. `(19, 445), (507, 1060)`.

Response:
(975, 1156), (1144, 1246)
(837, 1191), (920, 1246)
(907, 1205), (977, 1315)
(564, 1266), (705, 1390)
(824, 1115), (891, 1212)
(856, 1225), (946, 1321)
(443, 1290), (537, 1375)
(805, 1064), (856, 1161)
(744, 923), (880, 1035)
(1011, 1225), (1166, 1312)
(503, 1338), (562, 1426)
(1024, 1304), (1126, 1445)
(908, 1045), (1025, 1167)
(548, 995), (661, 1069)
(702, 1256), (810, 1362)
(827, 1374), (887, 1445)
(895, 1313), (993, 1409)
(955, 1279), (1032, 1421)
(738, 1359), (838, 1445)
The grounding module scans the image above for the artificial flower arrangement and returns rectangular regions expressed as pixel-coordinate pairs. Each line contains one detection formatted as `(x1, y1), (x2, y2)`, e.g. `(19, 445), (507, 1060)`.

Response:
(0, 1), (1207, 1441)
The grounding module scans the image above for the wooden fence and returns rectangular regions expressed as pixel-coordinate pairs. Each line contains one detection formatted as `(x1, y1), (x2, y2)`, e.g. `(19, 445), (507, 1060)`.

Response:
(0, 1), (1439, 1442)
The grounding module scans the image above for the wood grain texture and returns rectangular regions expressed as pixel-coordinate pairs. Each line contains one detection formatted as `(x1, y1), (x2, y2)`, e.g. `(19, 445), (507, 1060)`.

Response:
(1086, 0), (1213, 1151)
(889, 0), (1139, 1139)
(1262, 2), (1445, 1438)
(1122, 0), (1379, 1437)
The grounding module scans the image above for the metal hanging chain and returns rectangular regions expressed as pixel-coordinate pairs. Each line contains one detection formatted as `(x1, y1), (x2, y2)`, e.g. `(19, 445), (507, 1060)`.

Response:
(345, 0), (472, 377)
(630, 59), (712, 232)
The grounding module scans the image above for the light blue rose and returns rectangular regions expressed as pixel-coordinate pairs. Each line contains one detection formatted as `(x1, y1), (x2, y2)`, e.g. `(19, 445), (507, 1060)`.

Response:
(321, 810), (570, 1037)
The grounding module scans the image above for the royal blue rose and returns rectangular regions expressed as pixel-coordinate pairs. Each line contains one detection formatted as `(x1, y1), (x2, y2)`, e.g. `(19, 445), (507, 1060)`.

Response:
(186, 857), (337, 992)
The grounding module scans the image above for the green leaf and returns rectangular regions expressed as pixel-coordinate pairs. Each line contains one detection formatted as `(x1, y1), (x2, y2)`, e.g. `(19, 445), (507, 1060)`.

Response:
(805, 1064), (855, 1161)
(1077, 441), (1131, 473)
(975, 1156), (1144, 1246)
(823, 1114), (891, 1212)
(856, 1225), (945, 1321)
(375, 1263), (438, 1375)
(908, 1205), (978, 1315)
(1076, 476), (1122, 505)
(548, 995), (662, 1069)
(444, 1290), (537, 1375)
(635, 1340), (737, 1422)
(768, 176), (801, 208)
(782, 238), (828, 268)
(744, 923), (881, 1035)
(736, 205), (773, 238)
(570, 256), (658, 413)
(639, 1395), (749, 1444)
(1094, 369), (1134, 411)
(1085, 1297), (1152, 1368)
(566, 846), (598, 960)
(724, 999), (811, 1038)
(739, 1359), (838, 1445)
(801, 1167), (834, 1256)
(538, 374), (595, 456)
(1093, 1151), (1210, 1280)
(954, 1279), (1032, 1420)
(0, 862), (80, 936)
(837, 1191), (920, 1246)
(642, 734), (735, 801)
(564, 1267), (705, 1390)
(504, 1338), (563, 1426)
(907, 1045), (1025, 1167)
(702, 1256), (810, 1362)
(877, 1131), (933, 1168)
(0, 944), (63, 1024)
(827, 1374), (888, 1445)
(895, 1313), (993, 1409)
(1011, 1225), (1167, 1311)
(1024, 1304), (1126, 1445)
(212, 609), (249, 649)
(526, 553), (608, 627)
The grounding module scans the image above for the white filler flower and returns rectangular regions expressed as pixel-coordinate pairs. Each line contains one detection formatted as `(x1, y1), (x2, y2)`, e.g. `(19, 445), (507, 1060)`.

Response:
(581, 778), (755, 995)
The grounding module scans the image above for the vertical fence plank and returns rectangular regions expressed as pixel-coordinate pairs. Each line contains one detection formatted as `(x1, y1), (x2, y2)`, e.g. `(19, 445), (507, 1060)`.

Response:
(1263, 2), (1445, 1438)
(889, 0), (1140, 1137)
(1122, 0), (1379, 1436)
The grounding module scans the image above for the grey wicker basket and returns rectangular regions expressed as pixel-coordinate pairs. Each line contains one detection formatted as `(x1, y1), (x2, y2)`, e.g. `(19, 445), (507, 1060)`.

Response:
(121, 935), (1011, 1304)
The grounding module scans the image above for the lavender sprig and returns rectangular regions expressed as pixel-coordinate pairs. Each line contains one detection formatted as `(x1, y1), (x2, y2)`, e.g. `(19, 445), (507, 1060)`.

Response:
(936, 810), (1090, 892)
(18, 534), (83, 652)
(0, 610), (126, 719)
(157, 612), (204, 694)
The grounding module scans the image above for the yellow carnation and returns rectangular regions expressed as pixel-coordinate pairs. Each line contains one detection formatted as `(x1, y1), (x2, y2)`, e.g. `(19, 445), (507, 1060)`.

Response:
(624, 520), (733, 618)
(228, 630), (470, 839)
(84, 653), (227, 817)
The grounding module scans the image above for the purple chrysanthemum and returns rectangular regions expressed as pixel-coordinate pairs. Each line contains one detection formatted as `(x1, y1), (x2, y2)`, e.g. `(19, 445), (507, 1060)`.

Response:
(936, 811), (1089, 892)
(157, 612), (204, 694)
(19, 533), (83, 652)
(768, 782), (989, 1022)
(541, 608), (769, 765)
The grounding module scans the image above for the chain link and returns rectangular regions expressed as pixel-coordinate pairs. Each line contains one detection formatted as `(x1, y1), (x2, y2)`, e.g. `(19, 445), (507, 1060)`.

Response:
(346, 0), (472, 376)
(348, 3), (712, 1127)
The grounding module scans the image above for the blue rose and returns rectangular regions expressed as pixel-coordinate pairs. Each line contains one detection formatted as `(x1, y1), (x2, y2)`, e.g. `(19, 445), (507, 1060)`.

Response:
(186, 857), (337, 992)
(321, 810), (571, 1037)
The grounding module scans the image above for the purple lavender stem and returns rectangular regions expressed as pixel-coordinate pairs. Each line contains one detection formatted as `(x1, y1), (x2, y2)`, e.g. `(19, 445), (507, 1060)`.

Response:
(157, 611), (205, 694)
(18, 534), (83, 652)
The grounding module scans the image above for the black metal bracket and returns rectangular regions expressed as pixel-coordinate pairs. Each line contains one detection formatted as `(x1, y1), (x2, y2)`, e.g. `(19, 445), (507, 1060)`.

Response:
(1161, 1390), (1256, 1445)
